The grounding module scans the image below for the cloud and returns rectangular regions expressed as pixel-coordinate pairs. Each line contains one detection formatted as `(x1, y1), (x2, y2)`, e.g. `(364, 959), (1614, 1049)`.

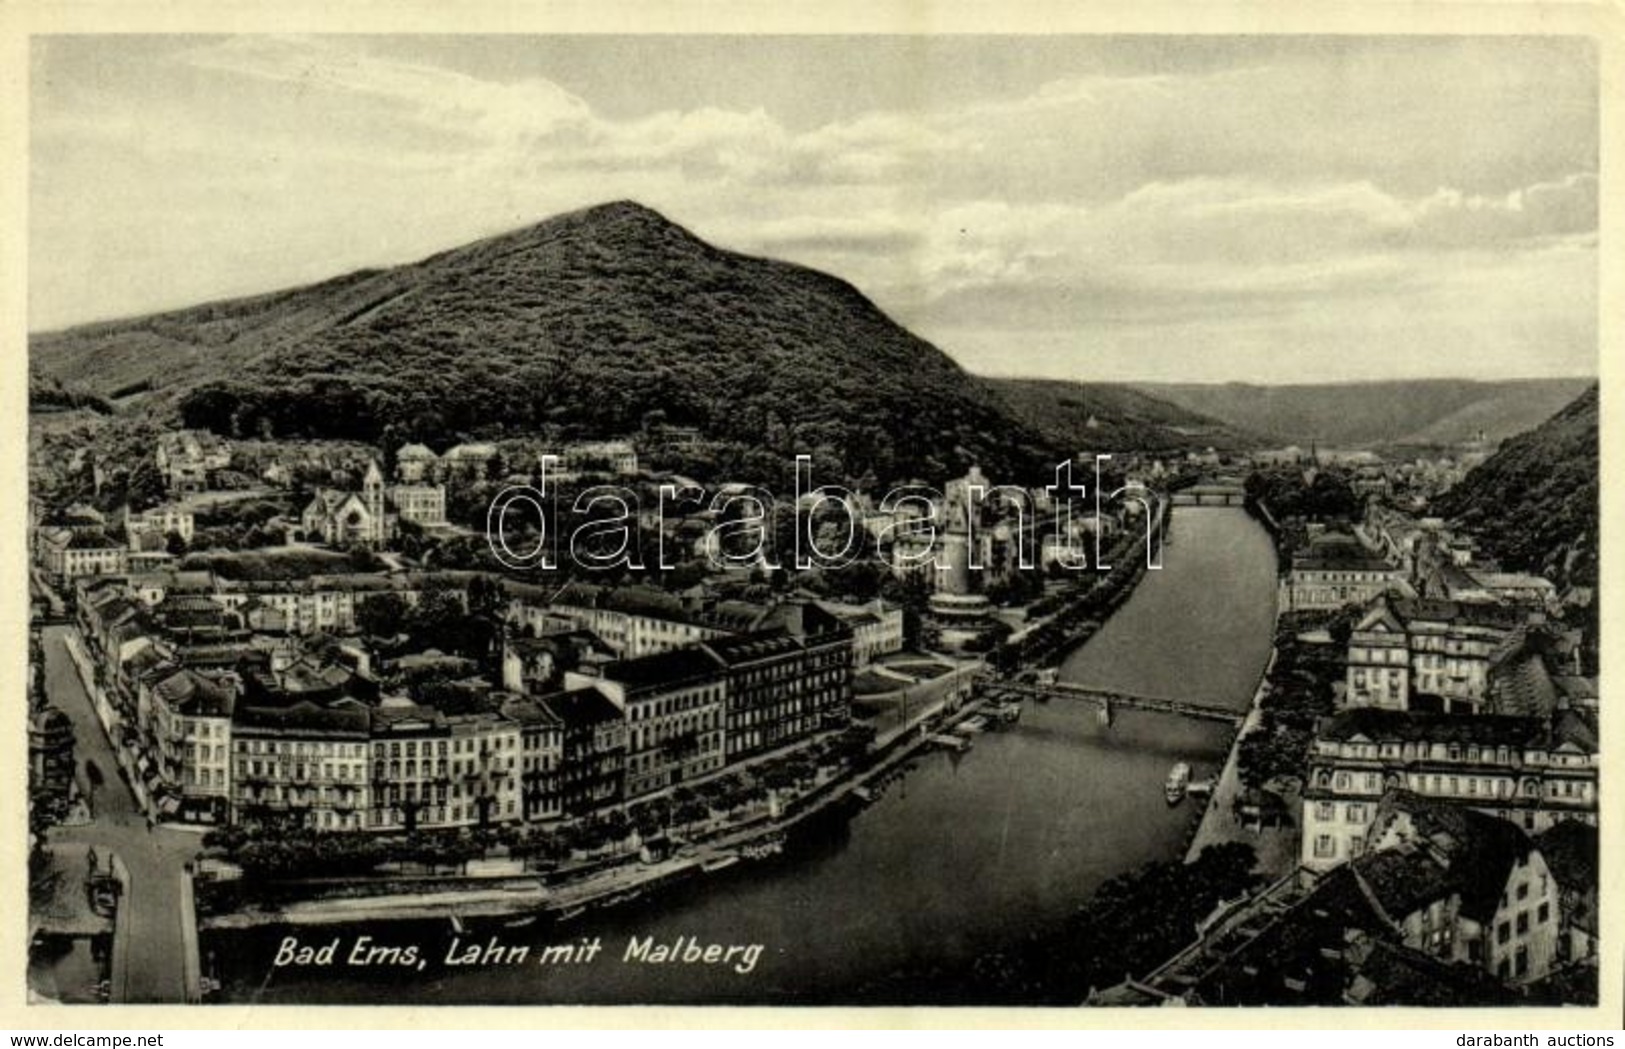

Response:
(29, 35), (1598, 384)
(181, 35), (595, 144)
(1407, 173), (1598, 248)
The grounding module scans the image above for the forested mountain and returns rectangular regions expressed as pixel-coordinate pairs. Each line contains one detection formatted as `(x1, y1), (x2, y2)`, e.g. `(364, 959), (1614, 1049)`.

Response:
(33, 201), (1083, 486)
(1140, 379), (1593, 448)
(27, 368), (111, 414)
(981, 378), (1258, 454)
(1431, 385), (1599, 588)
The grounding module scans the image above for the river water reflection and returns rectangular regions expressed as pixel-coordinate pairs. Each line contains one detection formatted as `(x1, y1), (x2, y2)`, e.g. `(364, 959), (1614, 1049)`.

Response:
(211, 508), (1278, 1005)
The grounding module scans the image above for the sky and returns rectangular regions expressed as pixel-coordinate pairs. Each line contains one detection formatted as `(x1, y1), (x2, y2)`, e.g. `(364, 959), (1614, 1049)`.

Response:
(29, 34), (1599, 383)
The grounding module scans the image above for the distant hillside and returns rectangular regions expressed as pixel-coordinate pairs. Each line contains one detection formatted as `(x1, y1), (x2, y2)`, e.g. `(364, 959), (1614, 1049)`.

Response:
(33, 201), (1081, 486)
(1137, 379), (1594, 448)
(981, 378), (1258, 453)
(27, 368), (111, 415)
(1431, 385), (1598, 588)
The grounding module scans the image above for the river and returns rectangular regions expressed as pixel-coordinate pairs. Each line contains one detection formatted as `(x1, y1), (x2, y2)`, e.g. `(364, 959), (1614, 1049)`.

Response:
(209, 507), (1278, 1006)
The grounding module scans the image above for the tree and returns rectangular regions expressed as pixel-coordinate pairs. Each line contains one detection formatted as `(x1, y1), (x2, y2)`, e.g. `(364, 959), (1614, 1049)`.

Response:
(165, 531), (189, 557)
(356, 592), (409, 639)
(345, 544), (384, 572)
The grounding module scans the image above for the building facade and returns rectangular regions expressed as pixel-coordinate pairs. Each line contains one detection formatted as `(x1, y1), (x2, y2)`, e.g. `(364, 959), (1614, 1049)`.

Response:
(1301, 708), (1598, 871)
(1345, 597), (1529, 712)
(232, 702), (373, 832)
(578, 649), (726, 801)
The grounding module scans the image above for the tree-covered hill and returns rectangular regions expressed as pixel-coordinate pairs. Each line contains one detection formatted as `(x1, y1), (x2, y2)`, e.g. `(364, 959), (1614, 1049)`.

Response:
(983, 377), (1259, 454)
(1431, 385), (1599, 588)
(1140, 378), (1593, 448)
(34, 201), (1085, 486)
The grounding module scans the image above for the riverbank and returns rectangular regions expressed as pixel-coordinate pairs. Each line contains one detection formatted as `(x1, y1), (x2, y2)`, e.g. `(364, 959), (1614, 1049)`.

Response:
(1183, 640), (1299, 877)
(203, 691), (991, 932)
(209, 507), (1281, 1005)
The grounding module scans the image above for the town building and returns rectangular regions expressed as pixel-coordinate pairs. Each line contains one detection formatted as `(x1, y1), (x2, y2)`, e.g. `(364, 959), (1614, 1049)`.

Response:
(538, 685), (627, 817)
(1362, 792), (1561, 984)
(140, 666), (236, 823)
(232, 701), (373, 831)
(500, 632), (613, 695)
(440, 443), (500, 480)
(444, 709), (523, 828)
(214, 574), (447, 636)
(557, 440), (639, 478)
(367, 702), (452, 832)
(507, 583), (729, 659)
(1301, 708), (1598, 870)
(573, 648), (726, 801)
(817, 598), (905, 666)
(1344, 596), (1531, 712)
(155, 432), (231, 495)
(1533, 820), (1598, 967)
(124, 505), (195, 547)
(1278, 531), (1411, 613)
(394, 443), (440, 483)
(387, 484), (448, 529)
(701, 606), (854, 761)
(29, 706), (77, 803)
(38, 527), (130, 582)
(501, 694), (565, 823)
(300, 460), (449, 546)
(1129, 793), (1566, 1004)
(698, 635), (806, 762)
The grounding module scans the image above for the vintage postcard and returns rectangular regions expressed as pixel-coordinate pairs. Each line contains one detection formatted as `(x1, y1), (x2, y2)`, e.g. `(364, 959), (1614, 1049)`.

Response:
(6, 1), (1620, 1030)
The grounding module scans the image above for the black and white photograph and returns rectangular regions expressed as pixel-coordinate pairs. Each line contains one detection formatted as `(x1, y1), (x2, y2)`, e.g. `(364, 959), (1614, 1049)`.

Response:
(20, 22), (1607, 1016)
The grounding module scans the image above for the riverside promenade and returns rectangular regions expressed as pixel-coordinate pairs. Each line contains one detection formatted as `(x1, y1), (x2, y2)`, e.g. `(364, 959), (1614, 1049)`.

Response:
(1183, 645), (1299, 876)
(206, 680), (990, 931)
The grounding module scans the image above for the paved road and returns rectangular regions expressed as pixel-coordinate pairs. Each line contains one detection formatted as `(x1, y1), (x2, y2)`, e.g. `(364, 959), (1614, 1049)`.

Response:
(41, 626), (201, 1003)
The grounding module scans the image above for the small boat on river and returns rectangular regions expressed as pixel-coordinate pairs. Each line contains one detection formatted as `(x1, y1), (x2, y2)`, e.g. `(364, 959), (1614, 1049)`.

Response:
(1164, 762), (1191, 805)
(987, 701), (1022, 725)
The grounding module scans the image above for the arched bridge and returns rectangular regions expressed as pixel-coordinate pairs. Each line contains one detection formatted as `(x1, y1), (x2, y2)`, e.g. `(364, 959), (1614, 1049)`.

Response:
(981, 678), (1245, 727)
(1170, 482), (1247, 507)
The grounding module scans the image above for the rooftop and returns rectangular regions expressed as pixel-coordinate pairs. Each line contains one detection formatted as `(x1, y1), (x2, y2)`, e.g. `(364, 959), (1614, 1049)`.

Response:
(599, 646), (722, 692)
(1317, 708), (1547, 749)
(538, 685), (623, 729)
(234, 701), (370, 738)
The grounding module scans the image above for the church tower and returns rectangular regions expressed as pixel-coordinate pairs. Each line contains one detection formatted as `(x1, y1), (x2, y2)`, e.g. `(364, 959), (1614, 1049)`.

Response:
(363, 459), (387, 544)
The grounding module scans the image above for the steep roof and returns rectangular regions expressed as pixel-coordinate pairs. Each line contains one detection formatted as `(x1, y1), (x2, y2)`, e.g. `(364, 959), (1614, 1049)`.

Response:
(538, 685), (623, 729)
(599, 646), (722, 692)
(1317, 708), (1545, 749)
(152, 668), (236, 718)
(1366, 790), (1534, 924)
(1343, 940), (1511, 1006)
(1533, 820), (1597, 898)
(369, 703), (448, 734)
(234, 700), (369, 738)
(1546, 709), (1598, 754)
(1486, 651), (1556, 719)
(701, 630), (802, 667)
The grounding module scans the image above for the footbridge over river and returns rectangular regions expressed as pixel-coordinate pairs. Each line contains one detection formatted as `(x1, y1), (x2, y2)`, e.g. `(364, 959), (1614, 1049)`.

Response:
(979, 677), (1245, 728)
(1170, 480), (1247, 507)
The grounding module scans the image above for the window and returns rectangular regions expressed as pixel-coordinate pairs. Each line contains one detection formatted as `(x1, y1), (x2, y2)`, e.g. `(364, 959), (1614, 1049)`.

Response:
(1538, 902), (1550, 924)
(1516, 912), (1529, 935)
(1313, 835), (1335, 858)
(1517, 883), (1529, 901)
(1497, 921), (1511, 945)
